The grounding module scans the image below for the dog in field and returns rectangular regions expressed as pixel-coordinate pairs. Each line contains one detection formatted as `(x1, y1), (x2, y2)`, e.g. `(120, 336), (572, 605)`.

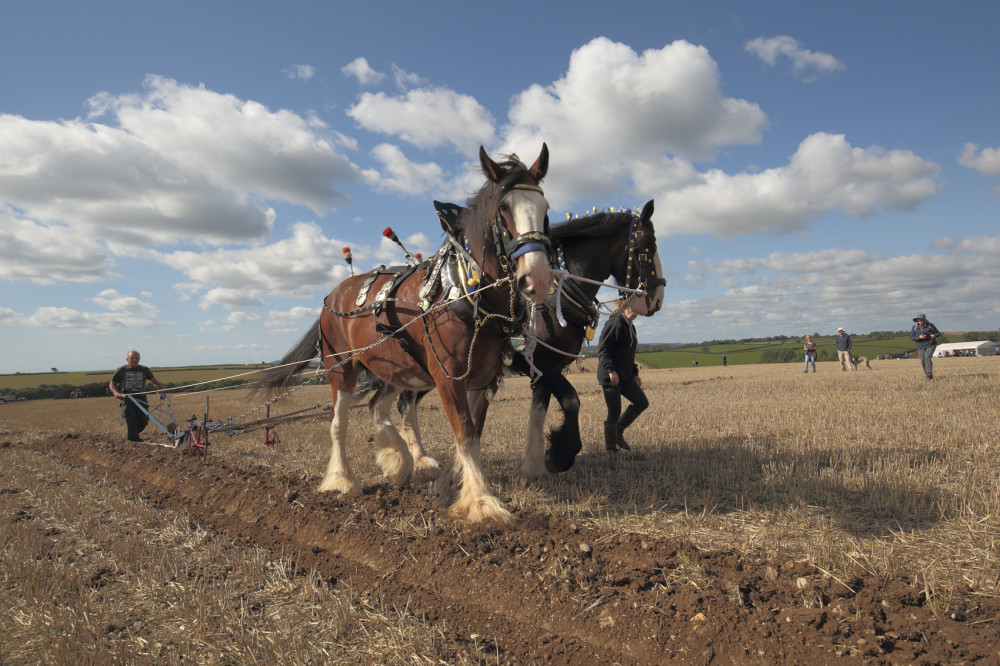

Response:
(850, 355), (871, 370)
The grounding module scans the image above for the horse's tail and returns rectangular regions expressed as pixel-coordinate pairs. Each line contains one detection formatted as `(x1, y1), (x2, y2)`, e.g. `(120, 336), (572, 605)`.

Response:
(253, 317), (322, 397)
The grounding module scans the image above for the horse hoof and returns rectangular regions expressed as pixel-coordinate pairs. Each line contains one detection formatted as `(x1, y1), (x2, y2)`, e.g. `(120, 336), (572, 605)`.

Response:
(544, 449), (577, 474)
(413, 456), (441, 473)
(452, 496), (513, 524)
(318, 475), (361, 495)
(376, 448), (413, 486)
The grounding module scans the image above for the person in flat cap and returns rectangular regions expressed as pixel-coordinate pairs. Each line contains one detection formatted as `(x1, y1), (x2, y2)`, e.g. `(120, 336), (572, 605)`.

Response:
(835, 327), (853, 371)
(910, 314), (941, 379)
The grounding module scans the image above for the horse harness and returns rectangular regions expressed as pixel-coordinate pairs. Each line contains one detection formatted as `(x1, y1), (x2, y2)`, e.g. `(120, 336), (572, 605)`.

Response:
(321, 189), (551, 382)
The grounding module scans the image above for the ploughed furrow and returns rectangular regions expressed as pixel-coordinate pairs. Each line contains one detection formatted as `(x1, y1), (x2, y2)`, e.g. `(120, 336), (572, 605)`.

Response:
(22, 433), (1000, 665)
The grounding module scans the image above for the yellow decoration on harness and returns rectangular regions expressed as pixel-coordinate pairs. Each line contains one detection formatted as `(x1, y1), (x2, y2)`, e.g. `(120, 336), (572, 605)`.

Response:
(585, 326), (595, 341)
(466, 267), (480, 287)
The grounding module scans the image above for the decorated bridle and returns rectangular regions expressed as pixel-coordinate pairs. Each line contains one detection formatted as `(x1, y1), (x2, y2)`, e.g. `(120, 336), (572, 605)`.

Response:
(463, 168), (552, 290)
(494, 183), (552, 266)
(620, 212), (665, 306)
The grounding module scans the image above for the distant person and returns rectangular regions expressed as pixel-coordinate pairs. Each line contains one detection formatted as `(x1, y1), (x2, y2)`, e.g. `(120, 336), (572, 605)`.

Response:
(597, 304), (648, 452)
(836, 327), (853, 371)
(803, 335), (817, 373)
(109, 350), (166, 443)
(910, 313), (941, 379)
(722, 354), (727, 367)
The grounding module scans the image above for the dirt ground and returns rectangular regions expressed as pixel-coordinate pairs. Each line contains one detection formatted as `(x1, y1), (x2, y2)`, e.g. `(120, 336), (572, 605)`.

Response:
(6, 427), (998, 664)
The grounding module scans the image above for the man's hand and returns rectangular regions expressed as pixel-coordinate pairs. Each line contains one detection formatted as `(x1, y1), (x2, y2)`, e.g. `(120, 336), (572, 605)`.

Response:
(635, 375), (642, 388)
(609, 371), (619, 387)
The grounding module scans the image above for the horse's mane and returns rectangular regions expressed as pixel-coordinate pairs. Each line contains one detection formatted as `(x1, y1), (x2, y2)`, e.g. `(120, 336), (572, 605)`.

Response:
(550, 211), (632, 243)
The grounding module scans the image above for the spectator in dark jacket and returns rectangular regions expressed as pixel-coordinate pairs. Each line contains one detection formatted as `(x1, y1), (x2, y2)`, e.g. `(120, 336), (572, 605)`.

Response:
(910, 314), (941, 379)
(597, 304), (649, 452)
(836, 327), (853, 371)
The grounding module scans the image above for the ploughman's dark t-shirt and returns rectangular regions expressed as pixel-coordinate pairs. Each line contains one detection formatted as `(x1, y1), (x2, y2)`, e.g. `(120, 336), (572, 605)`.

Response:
(112, 365), (155, 397)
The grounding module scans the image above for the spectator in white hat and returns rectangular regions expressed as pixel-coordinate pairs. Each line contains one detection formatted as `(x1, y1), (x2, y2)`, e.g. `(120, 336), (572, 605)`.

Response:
(835, 327), (853, 371)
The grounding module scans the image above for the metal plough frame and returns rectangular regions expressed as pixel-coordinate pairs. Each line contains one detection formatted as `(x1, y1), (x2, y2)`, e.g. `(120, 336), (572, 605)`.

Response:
(124, 392), (324, 458)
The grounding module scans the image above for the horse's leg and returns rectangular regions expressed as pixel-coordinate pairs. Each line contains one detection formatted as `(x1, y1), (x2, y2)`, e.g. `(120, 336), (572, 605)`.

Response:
(469, 386), (491, 438)
(435, 383), (511, 524)
(544, 375), (583, 474)
(369, 383), (414, 486)
(522, 382), (551, 477)
(398, 390), (440, 474)
(319, 386), (361, 494)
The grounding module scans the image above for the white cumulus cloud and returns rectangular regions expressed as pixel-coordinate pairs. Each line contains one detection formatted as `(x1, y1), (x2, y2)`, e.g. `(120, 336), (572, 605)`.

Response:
(0, 206), (113, 283)
(654, 133), (940, 238)
(501, 37), (768, 206)
(347, 88), (496, 153)
(342, 57), (385, 85)
(0, 76), (362, 254)
(957, 143), (1000, 176)
(283, 64), (315, 81)
(745, 36), (845, 82)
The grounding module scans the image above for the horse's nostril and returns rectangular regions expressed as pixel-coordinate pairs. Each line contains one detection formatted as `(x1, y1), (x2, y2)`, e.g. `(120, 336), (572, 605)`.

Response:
(517, 275), (535, 296)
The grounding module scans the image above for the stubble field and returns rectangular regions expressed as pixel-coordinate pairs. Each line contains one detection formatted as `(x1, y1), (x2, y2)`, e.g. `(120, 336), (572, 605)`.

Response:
(2, 357), (998, 663)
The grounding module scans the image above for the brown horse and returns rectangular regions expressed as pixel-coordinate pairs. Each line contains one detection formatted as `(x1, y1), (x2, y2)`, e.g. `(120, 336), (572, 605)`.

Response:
(261, 145), (553, 523)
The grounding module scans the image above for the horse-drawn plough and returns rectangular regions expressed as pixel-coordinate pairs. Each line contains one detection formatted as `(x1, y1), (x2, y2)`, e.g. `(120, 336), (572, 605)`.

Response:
(126, 380), (328, 459)
(121, 145), (661, 522)
(126, 201), (656, 467)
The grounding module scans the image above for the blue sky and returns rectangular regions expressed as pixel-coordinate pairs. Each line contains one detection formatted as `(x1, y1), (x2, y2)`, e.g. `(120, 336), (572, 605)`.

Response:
(2, 1), (999, 373)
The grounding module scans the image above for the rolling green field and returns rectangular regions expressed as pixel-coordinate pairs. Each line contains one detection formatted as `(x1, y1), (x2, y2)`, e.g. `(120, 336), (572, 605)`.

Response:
(633, 333), (921, 368)
(0, 365), (269, 392)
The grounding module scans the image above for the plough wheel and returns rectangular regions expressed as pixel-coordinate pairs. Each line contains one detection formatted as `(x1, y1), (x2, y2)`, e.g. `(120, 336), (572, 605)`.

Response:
(186, 417), (208, 460)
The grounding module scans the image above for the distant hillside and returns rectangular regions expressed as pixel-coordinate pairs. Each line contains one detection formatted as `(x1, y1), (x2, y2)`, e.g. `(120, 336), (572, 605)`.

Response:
(643, 332), (999, 368)
(583, 332), (969, 369)
(0, 365), (274, 399)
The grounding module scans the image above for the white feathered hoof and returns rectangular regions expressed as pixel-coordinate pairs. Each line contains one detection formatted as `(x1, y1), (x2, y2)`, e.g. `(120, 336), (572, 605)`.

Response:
(451, 493), (513, 524)
(318, 473), (360, 495)
(376, 447), (413, 486)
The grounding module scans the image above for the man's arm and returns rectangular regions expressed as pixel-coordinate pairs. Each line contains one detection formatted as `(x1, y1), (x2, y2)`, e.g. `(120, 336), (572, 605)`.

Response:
(109, 379), (122, 399)
(148, 371), (166, 394)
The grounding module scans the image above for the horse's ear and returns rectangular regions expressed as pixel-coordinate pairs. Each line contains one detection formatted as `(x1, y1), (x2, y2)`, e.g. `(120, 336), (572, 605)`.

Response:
(479, 146), (503, 183)
(640, 199), (654, 223)
(529, 142), (549, 182)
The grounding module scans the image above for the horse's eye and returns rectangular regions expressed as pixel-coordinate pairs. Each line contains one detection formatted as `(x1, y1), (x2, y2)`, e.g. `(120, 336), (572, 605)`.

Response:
(498, 201), (510, 215)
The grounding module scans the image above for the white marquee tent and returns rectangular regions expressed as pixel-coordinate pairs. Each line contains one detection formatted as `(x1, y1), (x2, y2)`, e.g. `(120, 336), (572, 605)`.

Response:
(932, 341), (998, 357)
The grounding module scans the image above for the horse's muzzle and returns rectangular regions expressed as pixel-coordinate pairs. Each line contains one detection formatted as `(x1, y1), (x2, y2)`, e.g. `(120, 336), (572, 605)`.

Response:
(515, 251), (553, 302)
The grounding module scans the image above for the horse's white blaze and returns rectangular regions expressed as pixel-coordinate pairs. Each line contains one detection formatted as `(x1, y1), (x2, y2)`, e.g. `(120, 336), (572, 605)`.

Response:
(508, 188), (553, 302)
(649, 254), (665, 312)
(522, 401), (548, 476)
(371, 386), (414, 486)
(319, 389), (360, 494)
